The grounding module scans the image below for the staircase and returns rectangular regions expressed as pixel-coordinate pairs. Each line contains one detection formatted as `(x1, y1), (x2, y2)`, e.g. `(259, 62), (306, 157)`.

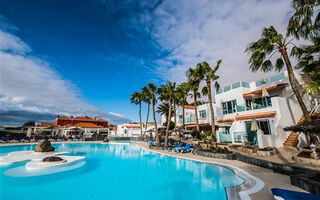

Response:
(283, 132), (299, 147)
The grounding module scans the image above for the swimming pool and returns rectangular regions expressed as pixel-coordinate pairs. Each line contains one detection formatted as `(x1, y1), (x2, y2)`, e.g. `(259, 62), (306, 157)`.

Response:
(0, 143), (244, 200)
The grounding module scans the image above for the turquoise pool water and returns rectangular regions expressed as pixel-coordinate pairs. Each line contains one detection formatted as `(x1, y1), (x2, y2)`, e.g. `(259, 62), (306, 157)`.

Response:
(0, 143), (244, 200)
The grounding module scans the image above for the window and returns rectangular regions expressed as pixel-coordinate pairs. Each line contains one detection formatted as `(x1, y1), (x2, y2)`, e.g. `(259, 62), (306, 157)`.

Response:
(199, 110), (206, 119)
(258, 120), (271, 135)
(222, 100), (237, 114)
(253, 97), (272, 109)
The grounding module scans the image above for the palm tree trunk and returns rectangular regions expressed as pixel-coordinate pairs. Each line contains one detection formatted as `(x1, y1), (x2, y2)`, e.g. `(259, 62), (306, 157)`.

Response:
(152, 96), (160, 146)
(182, 103), (185, 129)
(139, 101), (143, 139)
(281, 47), (310, 121)
(173, 100), (177, 129)
(145, 103), (150, 138)
(193, 90), (200, 132)
(207, 81), (216, 138)
(165, 98), (172, 147)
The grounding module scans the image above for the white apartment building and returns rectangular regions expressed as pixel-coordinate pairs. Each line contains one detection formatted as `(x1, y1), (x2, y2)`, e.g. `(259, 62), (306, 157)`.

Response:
(114, 123), (159, 137)
(165, 71), (315, 148)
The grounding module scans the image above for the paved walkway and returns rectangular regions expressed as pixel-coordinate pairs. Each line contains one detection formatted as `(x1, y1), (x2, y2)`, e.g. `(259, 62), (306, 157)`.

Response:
(136, 142), (306, 200)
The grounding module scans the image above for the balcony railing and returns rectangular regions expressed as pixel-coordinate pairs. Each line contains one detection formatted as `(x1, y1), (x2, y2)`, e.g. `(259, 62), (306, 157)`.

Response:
(236, 102), (272, 112)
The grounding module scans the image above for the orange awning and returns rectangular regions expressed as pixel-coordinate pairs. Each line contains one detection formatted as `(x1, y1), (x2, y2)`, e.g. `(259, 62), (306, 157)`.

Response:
(184, 105), (195, 109)
(217, 118), (235, 123)
(243, 83), (287, 97)
(235, 111), (276, 120)
(185, 123), (209, 128)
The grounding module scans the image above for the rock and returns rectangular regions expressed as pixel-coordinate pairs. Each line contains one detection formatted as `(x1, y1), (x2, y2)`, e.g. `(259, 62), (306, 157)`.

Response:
(103, 137), (109, 143)
(42, 156), (64, 162)
(35, 140), (55, 152)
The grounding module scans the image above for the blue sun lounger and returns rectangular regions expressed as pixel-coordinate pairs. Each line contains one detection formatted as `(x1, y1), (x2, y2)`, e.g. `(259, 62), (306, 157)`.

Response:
(165, 143), (182, 151)
(1, 136), (9, 142)
(178, 144), (193, 154)
(271, 188), (320, 200)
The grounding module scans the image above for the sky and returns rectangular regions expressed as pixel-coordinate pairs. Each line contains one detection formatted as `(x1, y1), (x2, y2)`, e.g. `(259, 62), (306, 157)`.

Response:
(0, 0), (294, 125)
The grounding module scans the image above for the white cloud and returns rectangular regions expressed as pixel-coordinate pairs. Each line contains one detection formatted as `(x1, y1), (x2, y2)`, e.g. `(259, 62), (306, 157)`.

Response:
(0, 30), (31, 54)
(140, 0), (292, 85)
(0, 30), (129, 125)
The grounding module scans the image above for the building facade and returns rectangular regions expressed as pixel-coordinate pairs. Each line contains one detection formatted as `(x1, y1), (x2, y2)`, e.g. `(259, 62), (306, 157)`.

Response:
(33, 115), (113, 136)
(165, 71), (315, 148)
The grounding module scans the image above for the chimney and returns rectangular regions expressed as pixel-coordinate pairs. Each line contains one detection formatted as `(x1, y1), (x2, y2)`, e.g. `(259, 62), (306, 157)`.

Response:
(71, 115), (73, 119)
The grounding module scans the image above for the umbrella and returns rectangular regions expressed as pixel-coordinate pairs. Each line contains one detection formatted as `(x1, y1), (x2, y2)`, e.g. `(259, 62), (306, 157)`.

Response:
(261, 87), (270, 98)
(251, 118), (259, 131)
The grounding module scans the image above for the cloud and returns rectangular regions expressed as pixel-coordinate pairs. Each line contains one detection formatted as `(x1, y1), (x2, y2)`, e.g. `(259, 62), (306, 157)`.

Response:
(137, 0), (292, 85)
(0, 29), (129, 125)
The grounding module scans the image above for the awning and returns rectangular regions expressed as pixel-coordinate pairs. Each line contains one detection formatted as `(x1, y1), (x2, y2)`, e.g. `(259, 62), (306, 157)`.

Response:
(185, 123), (209, 128)
(217, 123), (232, 127)
(235, 111), (276, 120)
(243, 83), (288, 97)
(217, 118), (235, 123)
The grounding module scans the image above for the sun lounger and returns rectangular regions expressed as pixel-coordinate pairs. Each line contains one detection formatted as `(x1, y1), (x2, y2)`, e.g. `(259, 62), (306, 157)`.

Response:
(1, 136), (9, 143)
(58, 136), (63, 141)
(51, 136), (57, 142)
(165, 143), (182, 151)
(68, 136), (74, 141)
(172, 143), (185, 152)
(13, 136), (21, 143)
(178, 144), (193, 154)
(44, 136), (49, 141)
(33, 136), (40, 142)
(24, 137), (30, 142)
(271, 188), (320, 200)
(75, 136), (80, 141)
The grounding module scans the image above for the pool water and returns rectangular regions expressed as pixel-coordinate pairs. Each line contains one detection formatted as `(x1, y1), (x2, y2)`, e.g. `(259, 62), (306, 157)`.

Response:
(0, 143), (244, 200)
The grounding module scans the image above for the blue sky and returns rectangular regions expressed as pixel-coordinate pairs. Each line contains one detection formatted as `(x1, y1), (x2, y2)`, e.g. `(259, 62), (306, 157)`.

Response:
(0, 0), (292, 125)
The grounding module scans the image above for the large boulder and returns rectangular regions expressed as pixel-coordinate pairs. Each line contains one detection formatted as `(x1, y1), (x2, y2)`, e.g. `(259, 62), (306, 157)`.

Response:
(42, 156), (64, 162)
(35, 140), (55, 152)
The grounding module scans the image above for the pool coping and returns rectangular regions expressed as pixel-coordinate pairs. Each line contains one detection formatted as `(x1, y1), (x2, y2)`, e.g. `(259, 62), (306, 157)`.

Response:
(136, 144), (264, 200)
(0, 141), (264, 199)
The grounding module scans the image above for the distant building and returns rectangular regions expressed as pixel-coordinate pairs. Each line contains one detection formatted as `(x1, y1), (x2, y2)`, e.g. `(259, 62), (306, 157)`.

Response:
(114, 123), (159, 137)
(34, 115), (114, 136)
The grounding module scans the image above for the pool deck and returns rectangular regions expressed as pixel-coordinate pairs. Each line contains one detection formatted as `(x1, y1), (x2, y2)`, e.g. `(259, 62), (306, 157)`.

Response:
(135, 142), (307, 200)
(0, 141), (308, 199)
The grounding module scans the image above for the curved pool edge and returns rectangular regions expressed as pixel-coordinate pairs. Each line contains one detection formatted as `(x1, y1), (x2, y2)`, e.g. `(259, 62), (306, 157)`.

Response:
(0, 141), (264, 199)
(136, 144), (264, 200)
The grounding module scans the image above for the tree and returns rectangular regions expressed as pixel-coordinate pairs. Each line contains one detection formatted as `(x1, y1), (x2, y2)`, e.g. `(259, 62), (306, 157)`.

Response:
(147, 82), (160, 146)
(186, 67), (202, 131)
(141, 86), (152, 133)
(198, 60), (221, 138)
(176, 83), (190, 129)
(288, 0), (320, 98)
(245, 26), (310, 121)
(129, 92), (143, 138)
(157, 102), (172, 122)
(287, 0), (319, 40)
(157, 82), (176, 147)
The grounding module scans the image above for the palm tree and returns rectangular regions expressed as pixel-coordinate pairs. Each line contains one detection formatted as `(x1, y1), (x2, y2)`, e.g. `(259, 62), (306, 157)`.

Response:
(157, 102), (171, 121)
(141, 86), (152, 133)
(147, 82), (160, 146)
(158, 82), (176, 147)
(198, 60), (221, 138)
(186, 67), (202, 132)
(176, 83), (190, 129)
(129, 91), (143, 138)
(245, 26), (310, 121)
(287, 0), (319, 40)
